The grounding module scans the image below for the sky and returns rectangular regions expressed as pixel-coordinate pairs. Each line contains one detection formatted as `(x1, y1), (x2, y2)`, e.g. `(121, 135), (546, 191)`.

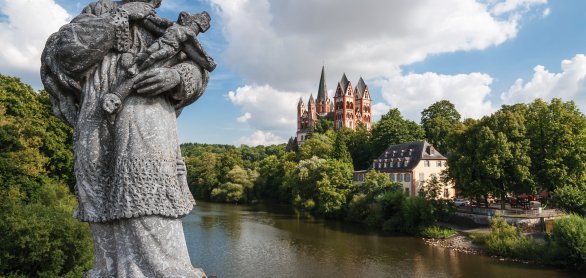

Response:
(1, 0), (586, 146)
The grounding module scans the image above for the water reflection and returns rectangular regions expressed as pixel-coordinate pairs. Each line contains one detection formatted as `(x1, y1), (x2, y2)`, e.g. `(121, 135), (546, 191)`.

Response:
(183, 202), (580, 278)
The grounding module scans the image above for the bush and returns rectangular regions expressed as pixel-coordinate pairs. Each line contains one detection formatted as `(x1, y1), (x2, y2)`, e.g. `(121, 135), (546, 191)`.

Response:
(420, 226), (456, 239)
(552, 185), (586, 217)
(550, 214), (586, 269)
(485, 217), (542, 261)
(468, 232), (489, 245)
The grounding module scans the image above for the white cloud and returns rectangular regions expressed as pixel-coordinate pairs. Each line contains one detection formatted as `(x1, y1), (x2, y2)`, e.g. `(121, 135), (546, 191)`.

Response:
(211, 0), (547, 138)
(236, 112), (252, 123)
(500, 54), (586, 111)
(489, 0), (547, 16)
(542, 7), (551, 17)
(210, 0), (546, 91)
(376, 72), (496, 121)
(371, 102), (391, 121)
(0, 0), (71, 87)
(236, 130), (285, 146)
(227, 84), (306, 138)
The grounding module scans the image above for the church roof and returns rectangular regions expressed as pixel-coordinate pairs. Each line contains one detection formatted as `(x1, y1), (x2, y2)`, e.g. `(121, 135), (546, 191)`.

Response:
(317, 66), (328, 101)
(309, 94), (315, 104)
(339, 73), (350, 92)
(355, 77), (367, 98)
(369, 141), (446, 172)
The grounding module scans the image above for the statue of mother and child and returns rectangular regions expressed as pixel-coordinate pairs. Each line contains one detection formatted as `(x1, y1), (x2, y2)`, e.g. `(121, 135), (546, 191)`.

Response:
(41, 0), (215, 277)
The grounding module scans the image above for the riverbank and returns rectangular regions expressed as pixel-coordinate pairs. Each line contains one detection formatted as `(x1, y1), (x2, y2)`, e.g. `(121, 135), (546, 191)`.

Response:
(423, 233), (484, 255)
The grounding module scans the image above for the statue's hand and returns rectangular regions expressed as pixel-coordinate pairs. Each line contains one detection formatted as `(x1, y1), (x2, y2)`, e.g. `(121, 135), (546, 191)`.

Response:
(119, 2), (155, 21)
(133, 67), (181, 96)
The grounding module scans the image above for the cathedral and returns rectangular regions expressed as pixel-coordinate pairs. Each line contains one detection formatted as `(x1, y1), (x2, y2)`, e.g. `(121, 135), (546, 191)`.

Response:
(295, 67), (372, 144)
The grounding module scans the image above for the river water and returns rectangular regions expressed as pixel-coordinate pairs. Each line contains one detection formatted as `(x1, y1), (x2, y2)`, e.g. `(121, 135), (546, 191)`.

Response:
(183, 202), (580, 278)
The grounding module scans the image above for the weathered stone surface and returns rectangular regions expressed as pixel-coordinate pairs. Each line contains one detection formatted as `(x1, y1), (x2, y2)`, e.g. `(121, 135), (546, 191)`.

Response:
(40, 0), (215, 276)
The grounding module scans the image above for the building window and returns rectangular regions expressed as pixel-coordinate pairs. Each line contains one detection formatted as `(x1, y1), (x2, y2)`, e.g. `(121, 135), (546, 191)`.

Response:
(405, 173), (411, 182)
(444, 188), (449, 198)
(398, 173), (404, 182)
(424, 160), (430, 167)
(436, 161), (442, 167)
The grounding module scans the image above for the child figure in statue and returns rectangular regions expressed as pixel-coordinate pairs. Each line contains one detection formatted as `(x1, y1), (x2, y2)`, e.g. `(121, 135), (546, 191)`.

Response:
(102, 11), (216, 114)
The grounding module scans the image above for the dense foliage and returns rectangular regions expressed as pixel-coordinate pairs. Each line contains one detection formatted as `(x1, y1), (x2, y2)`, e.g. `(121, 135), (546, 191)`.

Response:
(550, 214), (586, 269)
(480, 216), (586, 270)
(0, 75), (93, 277)
(485, 217), (542, 261)
(420, 100), (461, 154)
(446, 99), (586, 213)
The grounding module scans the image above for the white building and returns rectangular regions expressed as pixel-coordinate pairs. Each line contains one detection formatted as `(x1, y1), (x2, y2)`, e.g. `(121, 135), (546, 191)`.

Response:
(353, 141), (455, 199)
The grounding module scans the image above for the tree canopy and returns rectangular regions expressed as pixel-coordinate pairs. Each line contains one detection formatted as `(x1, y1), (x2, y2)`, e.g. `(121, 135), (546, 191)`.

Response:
(421, 100), (461, 154)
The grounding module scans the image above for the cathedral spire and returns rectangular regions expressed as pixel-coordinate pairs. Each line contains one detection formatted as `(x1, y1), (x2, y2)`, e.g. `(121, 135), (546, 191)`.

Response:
(340, 73), (350, 92)
(317, 66), (327, 101)
(355, 77), (366, 98)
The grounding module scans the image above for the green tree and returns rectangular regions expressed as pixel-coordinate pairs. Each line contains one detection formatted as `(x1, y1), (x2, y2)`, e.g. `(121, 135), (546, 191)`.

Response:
(186, 152), (219, 199)
(525, 99), (586, 193)
(332, 130), (353, 165)
(346, 124), (372, 170)
(370, 108), (424, 159)
(211, 165), (258, 203)
(298, 133), (333, 160)
(484, 107), (533, 209)
(420, 100), (461, 154)
(347, 170), (401, 224)
(287, 156), (353, 218)
(447, 108), (532, 208)
(0, 75), (93, 276)
(314, 118), (333, 134)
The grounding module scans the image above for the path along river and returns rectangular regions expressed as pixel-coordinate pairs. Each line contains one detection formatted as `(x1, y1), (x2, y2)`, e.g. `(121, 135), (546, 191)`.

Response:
(183, 202), (581, 278)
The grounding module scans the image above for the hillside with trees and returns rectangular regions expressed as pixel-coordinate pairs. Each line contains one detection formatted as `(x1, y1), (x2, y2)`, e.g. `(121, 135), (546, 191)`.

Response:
(0, 75), (93, 277)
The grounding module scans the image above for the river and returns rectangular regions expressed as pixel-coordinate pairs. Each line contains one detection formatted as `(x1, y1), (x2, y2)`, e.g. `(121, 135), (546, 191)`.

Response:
(182, 202), (580, 278)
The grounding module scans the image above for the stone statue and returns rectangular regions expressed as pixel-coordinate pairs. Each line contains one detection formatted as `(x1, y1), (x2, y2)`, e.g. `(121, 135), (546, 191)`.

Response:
(40, 0), (214, 277)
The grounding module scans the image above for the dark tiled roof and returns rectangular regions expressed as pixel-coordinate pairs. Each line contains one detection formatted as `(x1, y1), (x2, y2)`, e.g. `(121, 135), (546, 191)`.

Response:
(370, 141), (446, 172)
(355, 77), (366, 98)
(339, 73), (350, 93)
(317, 111), (334, 120)
(317, 66), (328, 101)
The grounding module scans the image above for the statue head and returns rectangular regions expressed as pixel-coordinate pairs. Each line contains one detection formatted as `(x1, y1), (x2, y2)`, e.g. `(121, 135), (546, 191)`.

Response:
(178, 11), (211, 33)
(123, 0), (162, 8)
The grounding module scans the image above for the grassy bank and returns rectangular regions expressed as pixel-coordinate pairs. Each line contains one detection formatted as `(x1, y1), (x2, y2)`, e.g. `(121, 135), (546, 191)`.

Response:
(466, 215), (586, 270)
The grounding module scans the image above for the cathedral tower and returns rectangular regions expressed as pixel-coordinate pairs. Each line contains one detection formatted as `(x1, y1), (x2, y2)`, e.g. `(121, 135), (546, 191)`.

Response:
(354, 77), (372, 130)
(334, 73), (355, 130)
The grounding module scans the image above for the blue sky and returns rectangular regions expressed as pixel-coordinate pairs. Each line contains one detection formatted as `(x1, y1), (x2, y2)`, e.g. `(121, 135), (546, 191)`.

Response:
(1, 0), (585, 146)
